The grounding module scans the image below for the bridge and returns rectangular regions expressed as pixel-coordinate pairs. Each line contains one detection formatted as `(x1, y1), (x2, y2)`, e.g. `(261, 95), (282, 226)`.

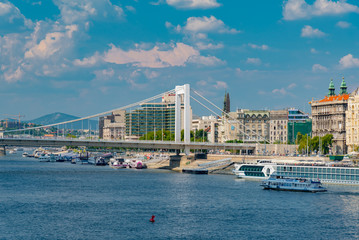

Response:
(0, 84), (269, 155)
(0, 138), (256, 151)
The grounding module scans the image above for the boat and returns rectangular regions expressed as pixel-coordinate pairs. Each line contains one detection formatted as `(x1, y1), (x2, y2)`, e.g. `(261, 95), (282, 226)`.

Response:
(110, 158), (127, 169)
(233, 160), (359, 185)
(95, 157), (107, 166)
(233, 160), (276, 179)
(9, 149), (16, 154)
(39, 155), (50, 162)
(22, 152), (29, 157)
(126, 159), (147, 169)
(261, 174), (327, 192)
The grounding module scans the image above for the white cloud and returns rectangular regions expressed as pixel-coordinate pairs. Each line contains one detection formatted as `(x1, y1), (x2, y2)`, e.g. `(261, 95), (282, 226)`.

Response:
(336, 21), (351, 28)
(103, 42), (200, 68)
(248, 43), (269, 50)
(312, 63), (328, 72)
(213, 81), (227, 89)
(246, 58), (261, 65)
(143, 69), (160, 79)
(287, 83), (297, 89)
(339, 54), (359, 69)
(188, 55), (225, 66)
(178, 16), (240, 34)
(196, 42), (224, 50)
(301, 25), (326, 38)
(25, 25), (78, 59)
(166, 0), (221, 9)
(0, 2), (12, 16)
(197, 80), (207, 86)
(4, 66), (23, 83)
(283, 0), (359, 20)
(54, 0), (124, 24)
(310, 48), (318, 54)
(0, 1), (32, 29)
(272, 88), (288, 95)
(74, 52), (102, 66)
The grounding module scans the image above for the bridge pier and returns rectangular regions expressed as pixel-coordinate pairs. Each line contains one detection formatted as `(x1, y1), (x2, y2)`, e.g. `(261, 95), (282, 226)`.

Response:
(169, 154), (194, 169)
(0, 146), (6, 156)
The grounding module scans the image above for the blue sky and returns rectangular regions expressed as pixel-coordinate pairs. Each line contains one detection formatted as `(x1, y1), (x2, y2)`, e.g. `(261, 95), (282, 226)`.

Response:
(2, 0), (359, 120)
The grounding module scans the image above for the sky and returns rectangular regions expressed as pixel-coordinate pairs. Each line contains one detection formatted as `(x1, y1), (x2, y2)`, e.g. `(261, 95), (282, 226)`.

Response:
(2, 0), (359, 120)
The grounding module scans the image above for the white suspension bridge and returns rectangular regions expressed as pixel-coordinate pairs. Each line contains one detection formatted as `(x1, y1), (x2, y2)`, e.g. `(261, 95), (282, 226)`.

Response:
(0, 84), (272, 155)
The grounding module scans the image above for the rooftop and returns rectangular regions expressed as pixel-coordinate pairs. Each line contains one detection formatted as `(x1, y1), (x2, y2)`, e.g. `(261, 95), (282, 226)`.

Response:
(318, 94), (349, 103)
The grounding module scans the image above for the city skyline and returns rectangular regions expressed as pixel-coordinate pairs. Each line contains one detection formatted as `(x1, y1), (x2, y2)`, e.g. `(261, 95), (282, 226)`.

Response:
(2, 0), (359, 120)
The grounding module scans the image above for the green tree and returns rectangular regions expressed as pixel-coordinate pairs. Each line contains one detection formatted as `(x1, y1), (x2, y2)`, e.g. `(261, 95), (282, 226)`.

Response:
(296, 132), (303, 144)
(322, 134), (333, 154)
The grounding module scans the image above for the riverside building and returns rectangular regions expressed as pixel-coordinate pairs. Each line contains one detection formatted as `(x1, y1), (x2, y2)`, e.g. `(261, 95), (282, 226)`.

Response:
(310, 78), (349, 154)
(269, 110), (288, 144)
(219, 109), (269, 143)
(125, 93), (192, 138)
(287, 108), (312, 144)
(99, 110), (126, 140)
(346, 87), (359, 152)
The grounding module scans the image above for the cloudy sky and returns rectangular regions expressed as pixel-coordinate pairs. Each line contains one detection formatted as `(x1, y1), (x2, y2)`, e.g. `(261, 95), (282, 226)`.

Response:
(2, 0), (359, 120)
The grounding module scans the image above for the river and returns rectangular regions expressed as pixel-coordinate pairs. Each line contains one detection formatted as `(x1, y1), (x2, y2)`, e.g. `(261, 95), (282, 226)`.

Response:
(0, 153), (358, 239)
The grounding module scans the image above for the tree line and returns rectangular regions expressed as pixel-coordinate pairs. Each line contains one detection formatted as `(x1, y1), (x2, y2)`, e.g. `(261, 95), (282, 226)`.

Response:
(297, 133), (333, 155)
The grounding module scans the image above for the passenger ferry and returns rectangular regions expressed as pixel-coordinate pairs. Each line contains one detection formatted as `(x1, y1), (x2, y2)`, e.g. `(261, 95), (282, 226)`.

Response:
(233, 160), (276, 179)
(261, 174), (327, 192)
(233, 160), (359, 185)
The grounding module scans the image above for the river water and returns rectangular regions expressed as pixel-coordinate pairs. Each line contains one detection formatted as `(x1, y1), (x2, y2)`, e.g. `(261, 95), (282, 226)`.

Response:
(1, 153), (358, 239)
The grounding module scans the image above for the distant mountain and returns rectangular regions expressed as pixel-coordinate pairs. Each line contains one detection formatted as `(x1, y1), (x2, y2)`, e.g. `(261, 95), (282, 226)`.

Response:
(28, 112), (99, 130)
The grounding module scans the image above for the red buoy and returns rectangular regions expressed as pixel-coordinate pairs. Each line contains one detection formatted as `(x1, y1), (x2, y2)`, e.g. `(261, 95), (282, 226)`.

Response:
(149, 215), (155, 223)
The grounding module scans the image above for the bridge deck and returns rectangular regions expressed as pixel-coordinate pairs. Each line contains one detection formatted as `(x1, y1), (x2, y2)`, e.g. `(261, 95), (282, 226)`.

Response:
(0, 138), (256, 151)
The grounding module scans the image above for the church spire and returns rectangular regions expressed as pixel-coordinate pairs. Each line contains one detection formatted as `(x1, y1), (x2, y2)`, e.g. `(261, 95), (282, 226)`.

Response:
(339, 77), (347, 95)
(328, 78), (335, 97)
(223, 90), (227, 114)
(223, 90), (230, 114)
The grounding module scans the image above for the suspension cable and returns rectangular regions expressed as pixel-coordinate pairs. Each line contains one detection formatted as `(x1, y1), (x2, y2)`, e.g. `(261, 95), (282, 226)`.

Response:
(4, 89), (175, 133)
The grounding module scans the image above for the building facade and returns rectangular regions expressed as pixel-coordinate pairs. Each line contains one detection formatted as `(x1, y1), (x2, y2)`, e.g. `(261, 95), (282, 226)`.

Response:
(125, 93), (191, 138)
(287, 108), (312, 144)
(218, 109), (270, 143)
(99, 110), (126, 140)
(311, 78), (349, 154)
(346, 87), (359, 152)
(269, 110), (288, 144)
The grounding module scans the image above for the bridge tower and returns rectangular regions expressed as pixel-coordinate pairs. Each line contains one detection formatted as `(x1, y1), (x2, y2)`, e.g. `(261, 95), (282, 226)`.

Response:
(175, 84), (190, 154)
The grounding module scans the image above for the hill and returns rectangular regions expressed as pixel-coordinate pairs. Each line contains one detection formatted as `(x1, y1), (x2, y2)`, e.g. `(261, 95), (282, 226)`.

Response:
(28, 112), (98, 130)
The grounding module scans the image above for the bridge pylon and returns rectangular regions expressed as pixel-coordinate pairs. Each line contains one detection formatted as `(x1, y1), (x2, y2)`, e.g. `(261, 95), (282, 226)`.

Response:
(175, 84), (191, 154)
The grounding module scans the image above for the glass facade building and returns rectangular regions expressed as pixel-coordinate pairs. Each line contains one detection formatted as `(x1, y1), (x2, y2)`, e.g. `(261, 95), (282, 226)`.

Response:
(125, 103), (176, 136)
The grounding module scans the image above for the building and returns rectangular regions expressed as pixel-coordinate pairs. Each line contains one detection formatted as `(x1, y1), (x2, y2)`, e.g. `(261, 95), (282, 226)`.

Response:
(218, 112), (240, 142)
(310, 78), (349, 154)
(219, 109), (269, 143)
(99, 110), (126, 140)
(192, 115), (219, 143)
(287, 108), (312, 144)
(269, 110), (288, 144)
(125, 93), (192, 138)
(346, 87), (359, 152)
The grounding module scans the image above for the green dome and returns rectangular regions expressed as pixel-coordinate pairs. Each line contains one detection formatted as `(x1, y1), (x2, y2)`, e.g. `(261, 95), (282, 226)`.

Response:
(328, 79), (335, 96)
(340, 77), (347, 95)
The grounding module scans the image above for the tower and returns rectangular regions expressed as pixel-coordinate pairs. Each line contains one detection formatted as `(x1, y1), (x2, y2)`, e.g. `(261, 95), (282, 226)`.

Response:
(339, 77), (347, 95)
(223, 91), (230, 113)
(328, 79), (335, 97)
(226, 92), (230, 113)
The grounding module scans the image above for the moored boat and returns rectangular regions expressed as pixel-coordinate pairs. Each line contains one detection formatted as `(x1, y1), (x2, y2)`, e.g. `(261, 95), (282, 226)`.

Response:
(261, 174), (327, 192)
(233, 160), (359, 185)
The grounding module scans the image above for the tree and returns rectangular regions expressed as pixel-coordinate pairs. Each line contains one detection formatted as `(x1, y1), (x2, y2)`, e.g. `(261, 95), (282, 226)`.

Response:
(296, 132), (303, 144)
(322, 134), (333, 154)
